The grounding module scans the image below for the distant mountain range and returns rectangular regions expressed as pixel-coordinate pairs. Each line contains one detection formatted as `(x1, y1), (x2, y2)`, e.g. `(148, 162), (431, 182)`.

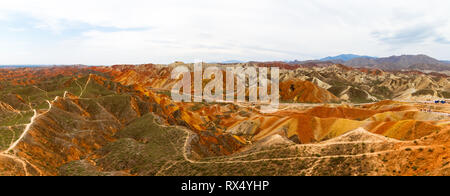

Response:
(0, 65), (47, 68)
(320, 54), (376, 62)
(316, 54), (450, 71)
(220, 55), (450, 72)
(0, 64), (89, 68)
(3, 56), (450, 72)
(212, 60), (245, 64)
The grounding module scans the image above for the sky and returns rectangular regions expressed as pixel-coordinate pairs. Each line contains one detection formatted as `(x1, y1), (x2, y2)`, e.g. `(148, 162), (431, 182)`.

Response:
(0, 0), (449, 65)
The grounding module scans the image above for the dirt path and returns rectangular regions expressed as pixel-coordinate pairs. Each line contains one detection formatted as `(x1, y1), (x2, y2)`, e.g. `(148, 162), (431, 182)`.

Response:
(207, 140), (402, 163)
(150, 111), (439, 169)
(0, 97), (56, 176)
(155, 161), (180, 176)
(8, 127), (16, 148)
(189, 145), (438, 165)
(79, 75), (91, 97)
(33, 86), (50, 100)
(4, 109), (38, 153)
(74, 79), (84, 96)
(5, 99), (54, 153)
(0, 153), (30, 176)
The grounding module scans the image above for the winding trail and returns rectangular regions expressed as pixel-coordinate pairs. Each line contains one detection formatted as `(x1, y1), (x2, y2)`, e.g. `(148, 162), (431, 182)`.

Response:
(149, 108), (444, 175)
(74, 79), (84, 96)
(5, 99), (54, 153)
(0, 97), (56, 176)
(155, 161), (179, 176)
(0, 153), (30, 176)
(154, 111), (435, 176)
(4, 109), (38, 153)
(33, 86), (50, 100)
(7, 127), (17, 148)
(150, 113), (411, 166)
(79, 76), (91, 98)
(1, 93), (445, 175)
(206, 140), (399, 163)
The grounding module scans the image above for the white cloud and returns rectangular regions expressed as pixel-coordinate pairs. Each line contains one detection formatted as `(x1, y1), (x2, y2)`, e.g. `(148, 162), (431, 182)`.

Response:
(0, 13), (7, 21)
(7, 27), (26, 32)
(0, 0), (449, 64)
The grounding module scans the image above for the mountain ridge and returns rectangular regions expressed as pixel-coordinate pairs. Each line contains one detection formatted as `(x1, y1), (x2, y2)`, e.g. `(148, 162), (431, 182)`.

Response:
(0, 64), (448, 176)
(320, 54), (376, 62)
(347, 54), (449, 71)
(315, 54), (450, 71)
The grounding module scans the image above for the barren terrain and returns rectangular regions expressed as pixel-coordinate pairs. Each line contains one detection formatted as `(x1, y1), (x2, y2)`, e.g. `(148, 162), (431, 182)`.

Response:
(0, 63), (448, 176)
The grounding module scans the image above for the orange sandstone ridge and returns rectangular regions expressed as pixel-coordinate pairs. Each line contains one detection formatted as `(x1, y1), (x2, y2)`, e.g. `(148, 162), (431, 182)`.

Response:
(0, 64), (448, 176)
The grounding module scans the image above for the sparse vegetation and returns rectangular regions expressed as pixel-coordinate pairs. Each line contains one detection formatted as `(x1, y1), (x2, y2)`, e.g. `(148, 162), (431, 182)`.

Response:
(412, 89), (434, 96)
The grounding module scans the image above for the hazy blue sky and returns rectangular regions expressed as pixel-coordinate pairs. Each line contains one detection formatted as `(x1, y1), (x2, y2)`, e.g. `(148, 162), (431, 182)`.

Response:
(0, 0), (449, 65)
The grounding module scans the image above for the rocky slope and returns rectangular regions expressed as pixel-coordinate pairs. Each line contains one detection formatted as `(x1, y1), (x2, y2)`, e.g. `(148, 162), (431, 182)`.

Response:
(326, 54), (450, 71)
(274, 63), (450, 102)
(0, 64), (448, 176)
